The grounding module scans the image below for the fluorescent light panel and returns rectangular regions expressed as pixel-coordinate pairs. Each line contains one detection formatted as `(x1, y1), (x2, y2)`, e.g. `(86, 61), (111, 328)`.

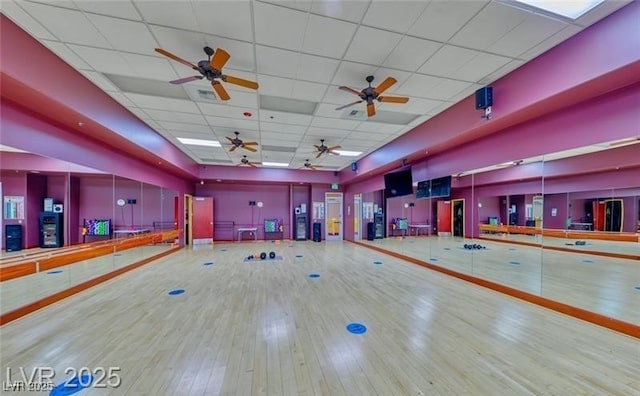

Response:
(262, 161), (290, 167)
(177, 137), (221, 147)
(513, 0), (605, 19)
(333, 150), (362, 157)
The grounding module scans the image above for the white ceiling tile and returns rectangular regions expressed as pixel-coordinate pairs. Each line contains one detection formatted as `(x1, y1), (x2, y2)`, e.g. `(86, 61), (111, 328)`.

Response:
(254, 2), (308, 51)
(119, 52), (179, 81)
(205, 116), (259, 131)
(261, 152), (294, 162)
(150, 26), (209, 66)
(448, 83), (483, 104)
(19, 2), (111, 47)
(125, 93), (201, 113)
(1, 1), (57, 40)
(418, 45), (479, 78)
(259, 122), (308, 135)
(518, 24), (583, 61)
(261, 0), (313, 12)
(260, 131), (302, 142)
(408, 114), (434, 127)
(397, 74), (445, 98)
(41, 40), (92, 69)
(478, 59), (525, 85)
(382, 36), (442, 72)
(371, 68), (412, 94)
(428, 79), (473, 101)
(202, 35), (256, 72)
(76, 0), (141, 20)
(408, 1), (488, 42)
(160, 122), (214, 134)
(395, 97), (443, 115)
(197, 102), (251, 119)
(344, 26), (402, 65)
(311, 117), (361, 131)
(258, 111), (313, 126)
(314, 103), (346, 118)
(143, 109), (208, 125)
(67, 44), (133, 75)
(108, 92), (137, 108)
(488, 12), (566, 58)
(310, 0), (370, 23)
(356, 122), (403, 134)
(291, 80), (327, 102)
(79, 70), (119, 92)
(257, 75), (294, 98)
(86, 15), (157, 54)
(449, 2), (529, 51)
(343, 131), (388, 141)
(302, 14), (358, 58)
(256, 46), (300, 79)
(194, 1), (253, 42)
(223, 90), (259, 109)
(331, 61), (378, 87)
(126, 107), (151, 120)
(362, 0), (427, 33)
(451, 53), (513, 82)
(296, 54), (340, 84)
(305, 127), (348, 138)
(323, 85), (355, 105)
(136, 2), (199, 31)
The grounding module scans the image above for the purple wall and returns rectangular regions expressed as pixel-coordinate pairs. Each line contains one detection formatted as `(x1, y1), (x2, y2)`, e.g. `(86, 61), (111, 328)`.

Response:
(26, 174), (47, 248)
(543, 193), (569, 229)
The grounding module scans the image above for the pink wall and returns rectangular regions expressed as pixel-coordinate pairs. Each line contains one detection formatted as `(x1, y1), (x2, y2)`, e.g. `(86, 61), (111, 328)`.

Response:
(26, 174), (47, 248)
(543, 193), (569, 229)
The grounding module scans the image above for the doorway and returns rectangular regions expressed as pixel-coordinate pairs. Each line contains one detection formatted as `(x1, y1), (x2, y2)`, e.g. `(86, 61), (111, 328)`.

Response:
(184, 194), (193, 245)
(325, 192), (343, 241)
(604, 199), (623, 232)
(436, 200), (452, 236)
(354, 193), (362, 240)
(452, 199), (465, 238)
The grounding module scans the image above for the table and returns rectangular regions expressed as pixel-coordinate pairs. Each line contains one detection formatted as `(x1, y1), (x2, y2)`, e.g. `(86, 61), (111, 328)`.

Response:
(113, 228), (151, 238)
(237, 227), (258, 242)
(409, 224), (431, 236)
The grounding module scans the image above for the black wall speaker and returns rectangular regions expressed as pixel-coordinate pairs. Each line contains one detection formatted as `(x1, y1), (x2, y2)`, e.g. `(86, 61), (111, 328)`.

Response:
(367, 222), (375, 241)
(475, 87), (493, 109)
(351, 162), (357, 172)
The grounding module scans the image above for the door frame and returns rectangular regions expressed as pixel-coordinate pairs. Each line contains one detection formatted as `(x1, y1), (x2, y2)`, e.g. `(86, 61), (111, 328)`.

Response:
(451, 198), (465, 238)
(354, 193), (362, 241)
(184, 194), (193, 246)
(325, 192), (343, 241)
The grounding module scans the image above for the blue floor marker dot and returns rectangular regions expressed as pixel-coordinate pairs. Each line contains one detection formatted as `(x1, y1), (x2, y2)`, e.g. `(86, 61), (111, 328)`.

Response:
(444, 247), (451, 250)
(346, 322), (367, 335)
(508, 248), (517, 251)
(430, 258), (439, 261)
(582, 259), (594, 263)
(50, 374), (93, 396)
(509, 261), (521, 265)
(203, 262), (214, 266)
(296, 255), (304, 258)
(289, 245), (294, 247)
(168, 289), (185, 296)
(309, 273), (320, 278)
(373, 261), (383, 265)
(114, 253), (122, 256)
(635, 286), (640, 290)
(47, 270), (63, 274)
(220, 248), (227, 252)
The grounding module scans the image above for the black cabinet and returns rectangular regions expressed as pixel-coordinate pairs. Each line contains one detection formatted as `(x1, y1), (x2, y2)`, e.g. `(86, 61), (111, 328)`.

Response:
(295, 214), (307, 241)
(312, 222), (321, 242)
(367, 222), (375, 241)
(40, 212), (63, 248)
(5, 224), (22, 252)
(374, 213), (384, 239)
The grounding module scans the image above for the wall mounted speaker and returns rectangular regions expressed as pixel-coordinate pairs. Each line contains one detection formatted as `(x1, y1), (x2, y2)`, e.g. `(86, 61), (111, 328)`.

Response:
(475, 87), (493, 109)
(351, 162), (358, 172)
(53, 204), (63, 213)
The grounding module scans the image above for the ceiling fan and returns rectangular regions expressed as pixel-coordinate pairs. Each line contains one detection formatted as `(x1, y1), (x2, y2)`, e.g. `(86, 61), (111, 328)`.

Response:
(314, 139), (341, 159)
(238, 155), (260, 168)
(301, 159), (324, 170)
(336, 75), (409, 117)
(154, 46), (258, 101)
(225, 131), (258, 152)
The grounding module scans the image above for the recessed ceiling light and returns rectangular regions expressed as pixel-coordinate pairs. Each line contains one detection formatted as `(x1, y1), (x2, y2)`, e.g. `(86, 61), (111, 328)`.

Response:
(177, 137), (221, 147)
(333, 150), (362, 157)
(262, 161), (289, 167)
(513, 0), (605, 19)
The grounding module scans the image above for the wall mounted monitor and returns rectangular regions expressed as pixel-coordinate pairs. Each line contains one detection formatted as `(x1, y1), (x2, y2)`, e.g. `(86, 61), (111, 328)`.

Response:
(384, 168), (413, 198)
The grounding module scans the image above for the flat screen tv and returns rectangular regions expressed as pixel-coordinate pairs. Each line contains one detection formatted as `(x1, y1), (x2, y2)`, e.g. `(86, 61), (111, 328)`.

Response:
(384, 168), (413, 198)
(416, 180), (430, 199)
(85, 219), (111, 236)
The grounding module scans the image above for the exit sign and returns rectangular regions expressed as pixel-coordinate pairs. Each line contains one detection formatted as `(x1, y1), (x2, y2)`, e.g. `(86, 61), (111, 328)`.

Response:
(331, 183), (339, 190)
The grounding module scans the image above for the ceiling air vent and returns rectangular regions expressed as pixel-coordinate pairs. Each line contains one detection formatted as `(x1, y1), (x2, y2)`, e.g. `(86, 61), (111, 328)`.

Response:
(197, 89), (218, 102)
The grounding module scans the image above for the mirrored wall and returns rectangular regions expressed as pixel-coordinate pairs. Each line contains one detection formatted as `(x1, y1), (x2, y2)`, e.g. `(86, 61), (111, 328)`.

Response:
(359, 144), (640, 326)
(0, 149), (180, 318)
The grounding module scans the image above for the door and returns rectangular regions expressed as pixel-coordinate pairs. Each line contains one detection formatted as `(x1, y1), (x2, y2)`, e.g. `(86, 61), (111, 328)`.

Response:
(604, 199), (623, 232)
(192, 197), (214, 244)
(184, 194), (192, 245)
(593, 201), (605, 231)
(354, 193), (362, 240)
(437, 200), (452, 236)
(325, 192), (343, 241)
(452, 199), (464, 238)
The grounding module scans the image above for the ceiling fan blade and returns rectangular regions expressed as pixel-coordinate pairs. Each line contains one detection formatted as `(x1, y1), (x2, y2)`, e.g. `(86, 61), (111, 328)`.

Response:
(225, 136), (235, 142)
(327, 145), (342, 151)
(242, 145), (257, 152)
(155, 48), (199, 70)
(339, 86), (363, 96)
(242, 141), (258, 146)
(248, 162), (258, 168)
(378, 95), (409, 104)
(374, 77), (397, 95)
(313, 145), (322, 150)
(169, 75), (203, 84)
(367, 102), (376, 117)
(212, 81), (230, 101)
(315, 152), (323, 159)
(229, 146), (237, 152)
(335, 100), (363, 111)
(209, 48), (230, 71)
(223, 75), (259, 90)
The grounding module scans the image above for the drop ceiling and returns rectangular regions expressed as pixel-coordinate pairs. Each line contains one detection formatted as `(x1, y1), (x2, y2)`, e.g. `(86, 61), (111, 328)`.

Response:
(1, 0), (629, 170)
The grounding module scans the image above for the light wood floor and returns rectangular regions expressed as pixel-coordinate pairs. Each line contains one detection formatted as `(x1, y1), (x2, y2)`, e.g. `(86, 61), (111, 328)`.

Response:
(480, 233), (640, 256)
(361, 236), (640, 325)
(1, 241), (639, 395)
